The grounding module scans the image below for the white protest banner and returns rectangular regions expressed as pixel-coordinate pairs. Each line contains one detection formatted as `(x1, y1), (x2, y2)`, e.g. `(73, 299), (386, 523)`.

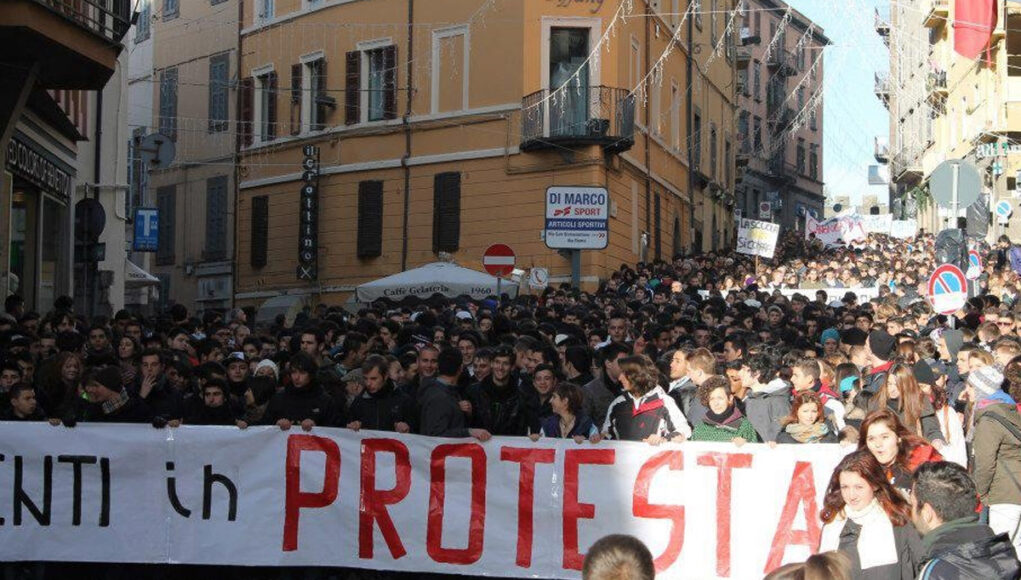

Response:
(0, 423), (848, 579)
(859, 213), (893, 235)
(736, 218), (780, 258)
(890, 219), (917, 239)
(804, 214), (866, 248)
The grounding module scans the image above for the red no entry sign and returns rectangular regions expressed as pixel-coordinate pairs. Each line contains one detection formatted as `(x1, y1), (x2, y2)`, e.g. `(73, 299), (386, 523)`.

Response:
(482, 244), (515, 278)
(928, 264), (967, 315)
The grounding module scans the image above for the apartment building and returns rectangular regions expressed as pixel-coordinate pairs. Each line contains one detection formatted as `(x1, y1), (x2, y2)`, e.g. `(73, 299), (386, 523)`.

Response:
(234, 0), (739, 308)
(882, 0), (1021, 240)
(736, 0), (828, 230)
(1, 0), (131, 312)
(148, 0), (239, 312)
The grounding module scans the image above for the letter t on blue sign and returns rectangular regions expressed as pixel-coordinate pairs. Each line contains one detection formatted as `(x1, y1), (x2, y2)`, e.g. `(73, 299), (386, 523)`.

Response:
(133, 208), (159, 252)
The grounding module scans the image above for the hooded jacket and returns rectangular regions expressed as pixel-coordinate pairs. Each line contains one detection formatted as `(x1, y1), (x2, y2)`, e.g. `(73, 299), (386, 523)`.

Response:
(261, 380), (338, 427)
(743, 378), (791, 442)
(917, 516), (1021, 580)
(347, 379), (415, 432)
(417, 376), (469, 438)
(603, 386), (691, 442)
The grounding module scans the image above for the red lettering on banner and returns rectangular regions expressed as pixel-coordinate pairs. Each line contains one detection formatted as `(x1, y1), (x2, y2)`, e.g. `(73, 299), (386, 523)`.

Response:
(765, 461), (821, 573)
(359, 438), (412, 560)
(283, 434), (341, 551)
(633, 451), (685, 572)
(426, 443), (487, 565)
(697, 452), (753, 577)
(562, 448), (616, 570)
(500, 446), (556, 568)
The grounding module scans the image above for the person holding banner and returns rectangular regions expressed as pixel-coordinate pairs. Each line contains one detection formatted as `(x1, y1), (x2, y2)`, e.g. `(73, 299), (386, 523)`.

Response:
(531, 382), (598, 441)
(775, 391), (839, 444)
(819, 450), (923, 580)
(602, 355), (689, 444)
(260, 351), (339, 431)
(690, 376), (759, 444)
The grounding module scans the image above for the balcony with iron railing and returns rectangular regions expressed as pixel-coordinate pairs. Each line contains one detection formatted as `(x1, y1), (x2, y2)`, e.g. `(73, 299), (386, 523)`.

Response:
(767, 49), (798, 76)
(521, 85), (636, 154)
(875, 8), (890, 42)
(2, 0), (131, 88)
(923, 0), (949, 28)
(926, 69), (948, 101)
(767, 107), (795, 134)
(874, 137), (889, 163)
(874, 73), (891, 106)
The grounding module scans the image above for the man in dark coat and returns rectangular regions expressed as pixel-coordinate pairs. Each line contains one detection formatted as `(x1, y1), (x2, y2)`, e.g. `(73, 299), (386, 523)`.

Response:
(347, 355), (414, 433)
(262, 352), (339, 430)
(465, 346), (529, 436)
(419, 348), (489, 441)
(910, 461), (1020, 579)
(184, 379), (241, 427)
(133, 349), (185, 423)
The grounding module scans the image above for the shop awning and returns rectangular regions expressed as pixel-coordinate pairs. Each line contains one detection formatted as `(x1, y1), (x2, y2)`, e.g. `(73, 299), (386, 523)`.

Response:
(125, 260), (159, 287)
(354, 262), (517, 303)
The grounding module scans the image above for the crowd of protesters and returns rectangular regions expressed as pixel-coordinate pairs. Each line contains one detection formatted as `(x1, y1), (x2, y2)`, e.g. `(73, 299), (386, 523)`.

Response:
(2, 230), (1021, 579)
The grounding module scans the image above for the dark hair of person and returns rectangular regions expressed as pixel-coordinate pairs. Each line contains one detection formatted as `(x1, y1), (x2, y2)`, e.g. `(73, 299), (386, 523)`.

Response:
(564, 345), (593, 376)
(581, 534), (655, 580)
(911, 461), (979, 523)
(820, 450), (910, 526)
(697, 375), (732, 406)
(743, 353), (775, 384)
(763, 551), (852, 580)
(9, 382), (34, 402)
(552, 382), (584, 416)
(436, 347), (463, 377)
(361, 354), (389, 378)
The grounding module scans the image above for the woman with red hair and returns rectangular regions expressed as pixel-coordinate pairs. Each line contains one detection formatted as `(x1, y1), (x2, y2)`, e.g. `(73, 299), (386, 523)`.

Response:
(857, 409), (942, 496)
(819, 450), (922, 579)
(775, 390), (838, 444)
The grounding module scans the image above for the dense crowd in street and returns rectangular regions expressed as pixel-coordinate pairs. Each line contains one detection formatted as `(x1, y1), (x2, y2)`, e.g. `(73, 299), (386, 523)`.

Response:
(2, 231), (1021, 579)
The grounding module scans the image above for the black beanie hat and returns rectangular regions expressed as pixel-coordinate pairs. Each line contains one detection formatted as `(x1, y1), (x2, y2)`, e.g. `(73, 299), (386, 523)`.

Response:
(912, 360), (937, 386)
(89, 366), (124, 393)
(868, 330), (896, 362)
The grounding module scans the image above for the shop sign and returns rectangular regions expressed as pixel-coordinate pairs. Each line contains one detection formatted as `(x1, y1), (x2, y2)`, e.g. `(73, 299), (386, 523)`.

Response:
(976, 142), (1021, 158)
(297, 145), (319, 281)
(5, 133), (73, 200)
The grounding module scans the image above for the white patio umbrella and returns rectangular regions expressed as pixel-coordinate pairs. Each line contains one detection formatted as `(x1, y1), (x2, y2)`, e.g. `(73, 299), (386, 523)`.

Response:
(354, 262), (517, 303)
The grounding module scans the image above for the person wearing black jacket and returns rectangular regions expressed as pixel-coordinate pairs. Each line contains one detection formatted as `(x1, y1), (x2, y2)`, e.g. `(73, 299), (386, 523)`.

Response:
(133, 349), (184, 423)
(418, 347), (490, 441)
(466, 346), (530, 436)
(77, 366), (154, 424)
(262, 352), (339, 430)
(1, 383), (45, 421)
(347, 355), (414, 433)
(910, 462), (1020, 579)
(184, 379), (242, 427)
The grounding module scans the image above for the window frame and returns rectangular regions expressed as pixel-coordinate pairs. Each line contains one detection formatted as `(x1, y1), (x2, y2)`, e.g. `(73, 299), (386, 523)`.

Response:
(431, 25), (470, 114)
(208, 53), (230, 133)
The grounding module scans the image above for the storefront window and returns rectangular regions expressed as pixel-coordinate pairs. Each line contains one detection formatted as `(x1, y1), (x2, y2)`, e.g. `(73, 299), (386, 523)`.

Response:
(7, 187), (68, 313)
(9, 189), (36, 304)
(39, 196), (67, 313)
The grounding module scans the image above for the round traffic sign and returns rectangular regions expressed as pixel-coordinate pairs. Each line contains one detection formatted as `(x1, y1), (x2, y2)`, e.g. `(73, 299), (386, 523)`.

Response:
(996, 200), (1013, 219)
(966, 250), (983, 280)
(482, 244), (516, 278)
(928, 264), (968, 315)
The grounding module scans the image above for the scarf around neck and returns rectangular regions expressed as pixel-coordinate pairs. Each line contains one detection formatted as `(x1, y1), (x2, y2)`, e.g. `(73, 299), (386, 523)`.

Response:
(704, 404), (742, 427)
(819, 498), (898, 571)
(784, 421), (829, 443)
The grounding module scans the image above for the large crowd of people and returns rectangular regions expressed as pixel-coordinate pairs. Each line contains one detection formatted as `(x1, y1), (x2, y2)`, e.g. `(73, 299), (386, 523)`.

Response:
(2, 230), (1021, 579)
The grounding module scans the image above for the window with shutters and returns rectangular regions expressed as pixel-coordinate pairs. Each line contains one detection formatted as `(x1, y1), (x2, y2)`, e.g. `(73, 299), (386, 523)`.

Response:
(301, 56), (331, 132)
(692, 110), (702, 169)
(158, 67), (178, 140)
(753, 61), (761, 101)
(709, 125), (717, 179)
(809, 144), (818, 180)
(253, 68), (277, 143)
(753, 116), (762, 153)
(357, 181), (383, 258)
(670, 80), (681, 150)
(204, 176), (227, 261)
(135, 0), (150, 41)
(653, 194), (661, 260)
(797, 138), (806, 174)
(209, 53), (229, 132)
(810, 108), (817, 131)
(346, 42), (397, 125)
(724, 139), (731, 186)
(256, 0), (273, 21)
(693, 0), (701, 29)
(710, 0), (718, 46)
(163, 0), (178, 20)
(290, 63), (302, 135)
(251, 196), (268, 268)
(128, 127), (147, 214)
(738, 112), (749, 153)
(156, 185), (175, 265)
(432, 172), (460, 253)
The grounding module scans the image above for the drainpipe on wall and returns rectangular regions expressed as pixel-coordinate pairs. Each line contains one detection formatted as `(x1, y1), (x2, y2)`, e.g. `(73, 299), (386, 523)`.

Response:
(400, 0), (414, 272)
(686, 2), (695, 253)
(644, 2), (651, 261)
(231, 0), (244, 308)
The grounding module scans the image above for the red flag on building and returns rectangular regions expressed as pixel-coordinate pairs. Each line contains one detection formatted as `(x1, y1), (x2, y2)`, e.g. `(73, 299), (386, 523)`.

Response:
(954, 0), (997, 60)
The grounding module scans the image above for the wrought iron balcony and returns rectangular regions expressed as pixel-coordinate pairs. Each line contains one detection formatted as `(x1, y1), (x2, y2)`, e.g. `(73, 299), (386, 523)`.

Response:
(521, 85), (635, 153)
(927, 69), (948, 101)
(767, 49), (798, 76)
(874, 73), (891, 106)
(875, 8), (890, 41)
(874, 137), (889, 163)
(768, 106), (795, 134)
(923, 0), (949, 28)
(30, 0), (131, 44)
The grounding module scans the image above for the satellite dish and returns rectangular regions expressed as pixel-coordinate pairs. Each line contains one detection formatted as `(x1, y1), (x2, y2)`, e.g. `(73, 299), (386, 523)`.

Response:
(138, 133), (176, 168)
(833, 203), (843, 213)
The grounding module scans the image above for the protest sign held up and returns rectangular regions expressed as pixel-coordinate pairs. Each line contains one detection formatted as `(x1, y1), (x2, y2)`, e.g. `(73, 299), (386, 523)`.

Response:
(736, 218), (781, 259)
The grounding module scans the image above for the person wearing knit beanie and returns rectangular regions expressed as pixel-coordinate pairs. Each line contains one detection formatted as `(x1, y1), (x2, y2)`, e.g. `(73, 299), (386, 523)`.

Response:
(867, 330), (896, 362)
(255, 359), (279, 381)
(968, 365), (1005, 399)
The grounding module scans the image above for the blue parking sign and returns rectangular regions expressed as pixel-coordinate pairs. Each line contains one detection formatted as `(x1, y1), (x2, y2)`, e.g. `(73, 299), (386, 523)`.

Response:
(133, 208), (159, 252)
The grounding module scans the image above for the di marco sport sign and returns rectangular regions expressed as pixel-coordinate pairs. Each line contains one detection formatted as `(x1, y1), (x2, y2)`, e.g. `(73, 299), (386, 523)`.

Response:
(544, 186), (609, 250)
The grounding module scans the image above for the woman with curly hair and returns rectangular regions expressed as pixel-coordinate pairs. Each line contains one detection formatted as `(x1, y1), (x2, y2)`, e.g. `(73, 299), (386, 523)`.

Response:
(819, 450), (922, 580)
(775, 390), (838, 444)
(857, 409), (942, 496)
(690, 375), (759, 444)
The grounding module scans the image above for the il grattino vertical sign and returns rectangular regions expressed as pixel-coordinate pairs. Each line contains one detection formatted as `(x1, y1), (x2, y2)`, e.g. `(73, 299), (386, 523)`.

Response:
(297, 145), (319, 280)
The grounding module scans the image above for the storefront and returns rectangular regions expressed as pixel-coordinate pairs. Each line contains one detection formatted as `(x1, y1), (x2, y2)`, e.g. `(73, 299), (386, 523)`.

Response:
(3, 126), (74, 313)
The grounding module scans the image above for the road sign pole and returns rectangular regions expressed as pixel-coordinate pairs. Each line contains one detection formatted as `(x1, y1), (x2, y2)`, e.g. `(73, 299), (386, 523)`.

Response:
(497, 277), (502, 301)
(571, 250), (581, 288)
